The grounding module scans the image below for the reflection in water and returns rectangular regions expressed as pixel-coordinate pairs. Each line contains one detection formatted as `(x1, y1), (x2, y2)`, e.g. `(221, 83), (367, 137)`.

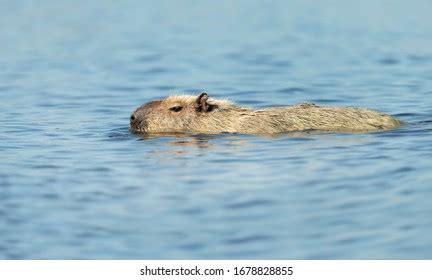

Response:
(134, 132), (254, 157)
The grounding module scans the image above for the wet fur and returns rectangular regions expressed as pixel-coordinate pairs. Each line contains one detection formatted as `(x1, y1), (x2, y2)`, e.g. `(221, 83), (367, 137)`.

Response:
(130, 93), (401, 134)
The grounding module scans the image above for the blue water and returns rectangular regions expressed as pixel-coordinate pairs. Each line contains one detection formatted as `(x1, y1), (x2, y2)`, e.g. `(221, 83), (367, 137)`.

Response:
(1, 0), (432, 259)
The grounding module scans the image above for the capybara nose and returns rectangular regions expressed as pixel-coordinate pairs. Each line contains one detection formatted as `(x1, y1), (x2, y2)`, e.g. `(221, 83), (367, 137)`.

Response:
(130, 113), (144, 131)
(130, 114), (138, 129)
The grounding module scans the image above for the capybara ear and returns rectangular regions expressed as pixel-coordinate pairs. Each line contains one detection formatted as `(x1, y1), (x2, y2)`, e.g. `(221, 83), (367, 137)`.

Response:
(195, 92), (210, 112)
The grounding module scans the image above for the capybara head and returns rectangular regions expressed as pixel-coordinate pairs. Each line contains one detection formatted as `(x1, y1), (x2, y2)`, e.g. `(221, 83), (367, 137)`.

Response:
(130, 92), (216, 133)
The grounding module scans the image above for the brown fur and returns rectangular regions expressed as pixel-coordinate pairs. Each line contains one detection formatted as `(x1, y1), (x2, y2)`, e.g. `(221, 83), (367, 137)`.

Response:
(130, 92), (401, 134)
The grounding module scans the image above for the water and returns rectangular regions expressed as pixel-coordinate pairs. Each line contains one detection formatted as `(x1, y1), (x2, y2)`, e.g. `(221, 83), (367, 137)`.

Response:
(1, 0), (432, 259)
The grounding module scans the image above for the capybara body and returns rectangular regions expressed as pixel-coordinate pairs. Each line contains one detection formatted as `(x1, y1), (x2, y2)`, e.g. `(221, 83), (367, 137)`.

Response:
(130, 93), (401, 134)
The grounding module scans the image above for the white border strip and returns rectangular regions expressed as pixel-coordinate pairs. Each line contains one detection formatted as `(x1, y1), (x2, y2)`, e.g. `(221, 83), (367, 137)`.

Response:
(0, 260), (431, 280)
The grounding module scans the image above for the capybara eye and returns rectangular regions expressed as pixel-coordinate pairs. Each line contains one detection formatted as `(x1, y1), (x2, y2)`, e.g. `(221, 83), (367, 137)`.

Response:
(130, 114), (136, 121)
(169, 106), (182, 112)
